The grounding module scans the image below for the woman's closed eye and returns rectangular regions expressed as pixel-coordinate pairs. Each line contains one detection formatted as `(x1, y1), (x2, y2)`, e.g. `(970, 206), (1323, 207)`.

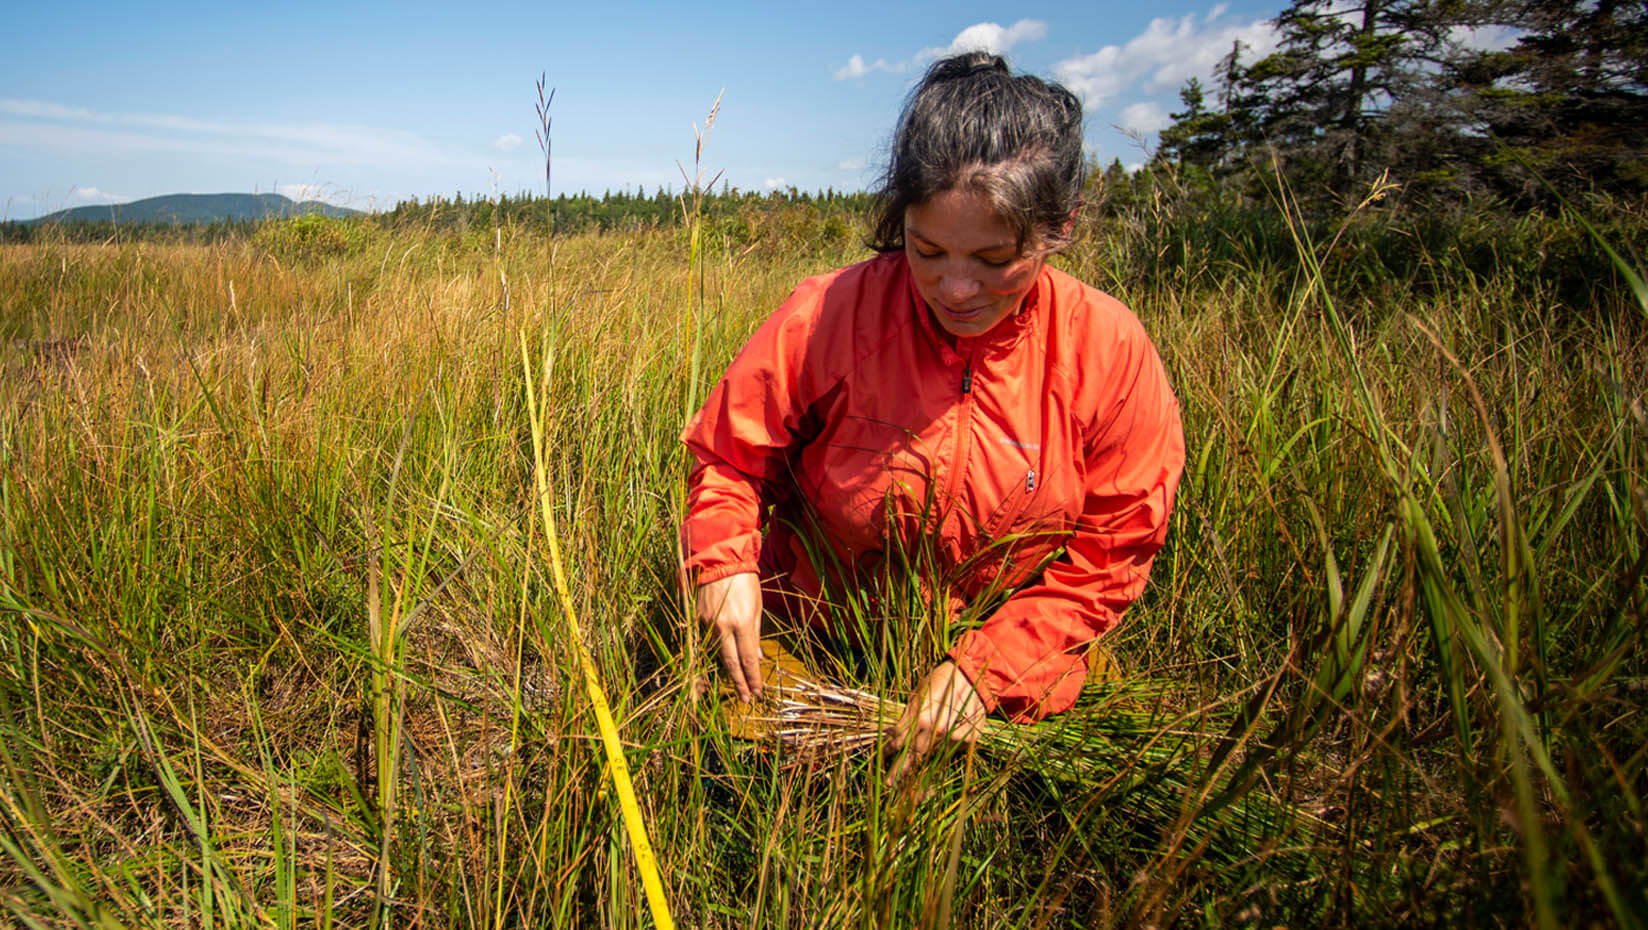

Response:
(914, 248), (1013, 268)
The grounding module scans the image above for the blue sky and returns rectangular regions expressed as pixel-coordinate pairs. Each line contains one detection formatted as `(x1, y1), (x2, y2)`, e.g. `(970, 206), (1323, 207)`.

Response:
(2, 0), (1293, 219)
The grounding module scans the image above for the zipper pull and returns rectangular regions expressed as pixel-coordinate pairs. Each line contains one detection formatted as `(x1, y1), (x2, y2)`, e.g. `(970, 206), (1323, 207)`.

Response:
(1026, 468), (1036, 492)
(961, 363), (972, 395)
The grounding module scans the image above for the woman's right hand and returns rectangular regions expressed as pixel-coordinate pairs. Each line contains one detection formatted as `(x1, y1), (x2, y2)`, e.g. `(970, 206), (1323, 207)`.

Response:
(696, 571), (763, 702)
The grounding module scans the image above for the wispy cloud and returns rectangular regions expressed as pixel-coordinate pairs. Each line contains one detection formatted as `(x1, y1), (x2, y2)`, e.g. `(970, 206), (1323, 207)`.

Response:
(1118, 101), (1172, 134)
(1052, 9), (1281, 110)
(834, 54), (900, 81)
(833, 19), (1048, 81)
(0, 97), (469, 171)
(763, 177), (789, 190)
(276, 182), (352, 204)
(493, 132), (523, 152)
(0, 100), (102, 122)
(837, 157), (866, 173)
(70, 186), (124, 204)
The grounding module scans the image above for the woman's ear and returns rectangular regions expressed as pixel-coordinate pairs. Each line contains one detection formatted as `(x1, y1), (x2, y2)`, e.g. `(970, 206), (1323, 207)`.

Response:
(1060, 201), (1081, 241)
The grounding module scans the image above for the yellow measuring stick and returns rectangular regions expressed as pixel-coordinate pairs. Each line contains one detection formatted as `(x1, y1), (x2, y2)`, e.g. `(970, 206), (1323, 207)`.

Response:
(522, 335), (674, 930)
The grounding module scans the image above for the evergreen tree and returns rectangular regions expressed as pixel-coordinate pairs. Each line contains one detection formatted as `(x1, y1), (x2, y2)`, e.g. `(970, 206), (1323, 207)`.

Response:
(1455, 0), (1648, 200)
(1236, 0), (1465, 195)
(1157, 78), (1233, 173)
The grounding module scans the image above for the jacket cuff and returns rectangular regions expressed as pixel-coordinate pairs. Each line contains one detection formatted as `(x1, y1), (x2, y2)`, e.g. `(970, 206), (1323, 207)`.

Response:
(949, 629), (1088, 724)
(948, 631), (1001, 715)
(692, 561), (760, 586)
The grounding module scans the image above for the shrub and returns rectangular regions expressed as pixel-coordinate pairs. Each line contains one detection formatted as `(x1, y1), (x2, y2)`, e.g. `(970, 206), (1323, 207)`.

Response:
(253, 214), (371, 261)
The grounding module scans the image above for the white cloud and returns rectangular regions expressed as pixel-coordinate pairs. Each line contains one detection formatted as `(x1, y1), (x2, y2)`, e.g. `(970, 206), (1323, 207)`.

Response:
(1052, 9), (1281, 110)
(833, 54), (901, 80)
(918, 19), (1048, 60)
(70, 186), (124, 203)
(835, 18), (1047, 81)
(1118, 101), (1172, 134)
(837, 157), (866, 173)
(493, 132), (523, 152)
(763, 177), (788, 190)
(277, 183), (335, 203)
(0, 99), (102, 122)
(1452, 24), (1521, 52)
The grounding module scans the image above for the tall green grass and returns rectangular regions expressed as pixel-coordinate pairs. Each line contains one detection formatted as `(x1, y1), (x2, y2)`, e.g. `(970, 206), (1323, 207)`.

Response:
(0, 173), (1643, 927)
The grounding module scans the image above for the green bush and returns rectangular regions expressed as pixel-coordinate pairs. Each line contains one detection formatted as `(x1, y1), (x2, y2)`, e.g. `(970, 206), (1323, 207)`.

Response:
(253, 214), (371, 261)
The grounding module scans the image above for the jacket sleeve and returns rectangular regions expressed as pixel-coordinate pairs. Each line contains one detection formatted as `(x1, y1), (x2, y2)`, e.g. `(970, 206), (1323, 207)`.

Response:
(949, 323), (1185, 723)
(680, 279), (829, 586)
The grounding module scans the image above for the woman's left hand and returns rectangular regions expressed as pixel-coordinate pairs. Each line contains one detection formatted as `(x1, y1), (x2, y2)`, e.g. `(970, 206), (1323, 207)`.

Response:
(885, 660), (986, 782)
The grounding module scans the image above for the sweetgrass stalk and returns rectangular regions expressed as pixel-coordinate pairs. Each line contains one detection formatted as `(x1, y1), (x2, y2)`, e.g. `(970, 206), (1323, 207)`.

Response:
(747, 671), (1324, 861)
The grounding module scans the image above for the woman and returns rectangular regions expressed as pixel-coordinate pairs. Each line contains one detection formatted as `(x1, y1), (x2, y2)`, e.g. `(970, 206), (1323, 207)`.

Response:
(681, 53), (1184, 771)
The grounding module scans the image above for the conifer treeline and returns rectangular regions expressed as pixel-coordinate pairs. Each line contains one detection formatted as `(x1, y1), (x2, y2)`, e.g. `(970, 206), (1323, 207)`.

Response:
(0, 187), (875, 245)
(380, 186), (876, 235)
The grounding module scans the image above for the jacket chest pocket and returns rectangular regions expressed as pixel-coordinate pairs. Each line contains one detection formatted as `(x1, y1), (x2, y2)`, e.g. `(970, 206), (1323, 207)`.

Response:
(982, 420), (1087, 537)
(971, 432), (1082, 587)
(984, 464), (1046, 539)
(963, 462), (1066, 596)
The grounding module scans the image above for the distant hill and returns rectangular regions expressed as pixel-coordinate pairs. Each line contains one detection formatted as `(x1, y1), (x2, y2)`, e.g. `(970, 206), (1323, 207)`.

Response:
(28, 193), (363, 225)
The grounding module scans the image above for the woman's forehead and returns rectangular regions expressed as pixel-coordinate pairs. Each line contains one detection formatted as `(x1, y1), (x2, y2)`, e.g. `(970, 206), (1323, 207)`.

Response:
(905, 189), (1022, 252)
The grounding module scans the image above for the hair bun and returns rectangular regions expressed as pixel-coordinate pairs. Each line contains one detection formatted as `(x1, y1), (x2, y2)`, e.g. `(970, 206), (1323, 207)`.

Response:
(937, 51), (1008, 81)
(962, 53), (1007, 76)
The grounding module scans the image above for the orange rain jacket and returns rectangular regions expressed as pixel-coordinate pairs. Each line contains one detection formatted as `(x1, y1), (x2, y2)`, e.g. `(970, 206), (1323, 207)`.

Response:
(682, 251), (1184, 722)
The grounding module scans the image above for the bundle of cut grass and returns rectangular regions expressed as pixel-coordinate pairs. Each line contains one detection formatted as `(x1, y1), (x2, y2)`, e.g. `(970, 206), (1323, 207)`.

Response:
(740, 665), (1328, 865)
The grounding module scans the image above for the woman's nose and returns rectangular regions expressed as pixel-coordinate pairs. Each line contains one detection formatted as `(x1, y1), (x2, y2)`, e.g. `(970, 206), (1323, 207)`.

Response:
(939, 274), (979, 304)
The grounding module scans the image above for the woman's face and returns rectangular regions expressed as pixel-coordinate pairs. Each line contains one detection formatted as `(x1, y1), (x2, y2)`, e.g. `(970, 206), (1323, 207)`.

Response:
(904, 187), (1044, 340)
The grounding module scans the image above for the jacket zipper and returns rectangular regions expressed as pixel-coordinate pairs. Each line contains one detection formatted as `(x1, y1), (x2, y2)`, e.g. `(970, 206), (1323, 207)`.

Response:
(944, 352), (978, 525)
(987, 466), (1042, 536)
(953, 349), (1041, 541)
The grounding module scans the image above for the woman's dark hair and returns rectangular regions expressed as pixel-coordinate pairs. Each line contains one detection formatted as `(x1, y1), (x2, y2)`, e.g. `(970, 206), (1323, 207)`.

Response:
(869, 52), (1085, 254)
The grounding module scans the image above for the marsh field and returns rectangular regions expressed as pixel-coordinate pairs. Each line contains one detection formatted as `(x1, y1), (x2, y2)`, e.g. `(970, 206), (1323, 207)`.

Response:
(1, 186), (1645, 928)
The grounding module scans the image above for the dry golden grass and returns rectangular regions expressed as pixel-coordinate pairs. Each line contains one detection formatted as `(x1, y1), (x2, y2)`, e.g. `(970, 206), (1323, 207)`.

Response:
(0, 212), (1643, 927)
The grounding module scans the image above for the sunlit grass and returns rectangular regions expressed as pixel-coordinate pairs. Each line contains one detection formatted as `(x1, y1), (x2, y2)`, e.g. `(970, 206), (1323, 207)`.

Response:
(0, 185), (1643, 927)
